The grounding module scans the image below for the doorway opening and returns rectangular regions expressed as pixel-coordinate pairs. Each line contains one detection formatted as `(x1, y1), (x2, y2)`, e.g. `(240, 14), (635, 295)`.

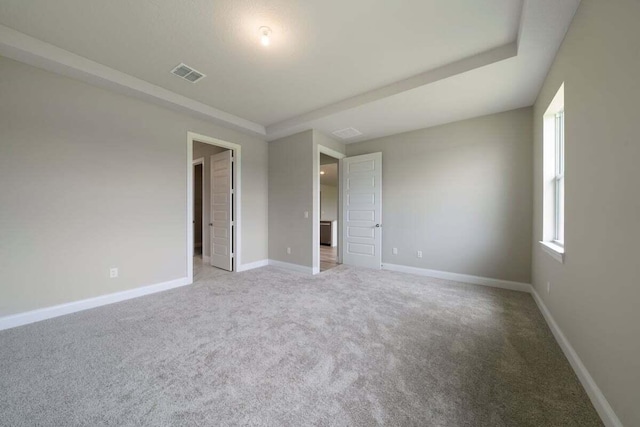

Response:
(193, 160), (204, 258)
(187, 132), (242, 282)
(317, 150), (343, 272)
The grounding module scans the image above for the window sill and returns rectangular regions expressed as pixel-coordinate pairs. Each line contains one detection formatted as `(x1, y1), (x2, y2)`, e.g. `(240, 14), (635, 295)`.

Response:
(539, 241), (565, 264)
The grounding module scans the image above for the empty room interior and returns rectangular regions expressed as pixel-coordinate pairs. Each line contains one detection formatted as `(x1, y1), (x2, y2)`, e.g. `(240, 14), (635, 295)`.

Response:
(0, 1), (638, 426)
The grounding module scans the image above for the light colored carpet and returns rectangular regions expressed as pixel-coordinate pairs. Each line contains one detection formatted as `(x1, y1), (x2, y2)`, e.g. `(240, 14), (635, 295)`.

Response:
(0, 259), (601, 426)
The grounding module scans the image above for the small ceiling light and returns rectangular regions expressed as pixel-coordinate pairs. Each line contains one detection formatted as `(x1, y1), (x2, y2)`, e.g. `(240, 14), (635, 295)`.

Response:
(259, 26), (272, 47)
(320, 170), (325, 175)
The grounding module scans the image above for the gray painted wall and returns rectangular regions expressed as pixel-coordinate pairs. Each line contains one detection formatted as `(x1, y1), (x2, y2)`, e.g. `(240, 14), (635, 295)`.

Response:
(268, 130), (345, 269)
(347, 108), (533, 283)
(532, 0), (640, 424)
(268, 130), (315, 267)
(320, 185), (338, 221)
(0, 57), (268, 317)
(192, 142), (227, 259)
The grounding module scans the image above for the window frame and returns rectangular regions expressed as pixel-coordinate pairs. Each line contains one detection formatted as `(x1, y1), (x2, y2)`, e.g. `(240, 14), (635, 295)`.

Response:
(553, 110), (565, 246)
(540, 83), (565, 263)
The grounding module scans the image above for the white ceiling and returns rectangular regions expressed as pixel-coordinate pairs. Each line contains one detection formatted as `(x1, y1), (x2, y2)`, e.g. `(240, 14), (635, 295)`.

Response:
(0, 0), (580, 143)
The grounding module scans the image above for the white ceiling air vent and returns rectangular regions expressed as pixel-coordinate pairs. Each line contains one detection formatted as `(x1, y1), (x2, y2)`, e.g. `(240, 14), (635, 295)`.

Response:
(332, 127), (363, 139)
(170, 63), (206, 83)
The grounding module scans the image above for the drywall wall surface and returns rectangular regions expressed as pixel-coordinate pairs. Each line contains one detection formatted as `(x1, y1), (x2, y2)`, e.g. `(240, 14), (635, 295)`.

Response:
(0, 56), (268, 317)
(531, 0), (640, 424)
(314, 130), (346, 155)
(347, 108), (533, 283)
(320, 185), (338, 221)
(268, 130), (344, 270)
(192, 142), (227, 259)
(268, 130), (314, 267)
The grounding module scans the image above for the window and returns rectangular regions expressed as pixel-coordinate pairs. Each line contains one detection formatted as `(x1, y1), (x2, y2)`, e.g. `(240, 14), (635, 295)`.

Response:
(554, 110), (565, 244)
(541, 83), (565, 263)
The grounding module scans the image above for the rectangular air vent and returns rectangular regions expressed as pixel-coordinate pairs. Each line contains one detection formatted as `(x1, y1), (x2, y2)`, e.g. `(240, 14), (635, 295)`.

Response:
(170, 63), (206, 84)
(332, 127), (363, 139)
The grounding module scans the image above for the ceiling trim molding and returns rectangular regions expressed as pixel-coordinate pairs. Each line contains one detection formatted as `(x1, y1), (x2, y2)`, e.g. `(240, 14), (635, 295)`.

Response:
(0, 24), (266, 137)
(266, 41), (518, 139)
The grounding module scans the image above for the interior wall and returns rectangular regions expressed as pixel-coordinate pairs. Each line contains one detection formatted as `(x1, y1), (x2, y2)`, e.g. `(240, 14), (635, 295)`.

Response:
(320, 185), (338, 221)
(193, 142), (227, 259)
(268, 130), (315, 267)
(268, 130), (345, 269)
(346, 108), (533, 283)
(0, 56), (268, 317)
(531, 0), (640, 424)
(320, 154), (339, 222)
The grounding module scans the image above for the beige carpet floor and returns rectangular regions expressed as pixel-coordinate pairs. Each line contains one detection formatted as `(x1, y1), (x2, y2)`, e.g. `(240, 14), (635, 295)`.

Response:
(0, 259), (602, 426)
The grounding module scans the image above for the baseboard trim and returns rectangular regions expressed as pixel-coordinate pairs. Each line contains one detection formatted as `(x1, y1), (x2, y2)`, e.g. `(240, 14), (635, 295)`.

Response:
(268, 259), (313, 274)
(0, 277), (191, 332)
(381, 263), (531, 293)
(237, 259), (269, 272)
(530, 288), (622, 427)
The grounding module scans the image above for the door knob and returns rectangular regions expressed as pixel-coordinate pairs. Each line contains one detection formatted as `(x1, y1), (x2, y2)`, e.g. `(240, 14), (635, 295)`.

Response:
(375, 224), (381, 228)
(209, 223), (213, 226)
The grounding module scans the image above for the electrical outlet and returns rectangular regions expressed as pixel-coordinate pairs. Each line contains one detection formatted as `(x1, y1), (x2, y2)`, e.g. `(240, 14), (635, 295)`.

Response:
(547, 281), (551, 294)
(392, 248), (398, 255)
(109, 267), (118, 278)
(286, 247), (291, 255)
(304, 211), (309, 219)
(417, 250), (423, 258)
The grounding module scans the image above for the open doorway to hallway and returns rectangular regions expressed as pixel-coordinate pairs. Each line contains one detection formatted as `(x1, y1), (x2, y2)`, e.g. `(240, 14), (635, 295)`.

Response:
(193, 140), (234, 272)
(319, 153), (340, 272)
(193, 161), (204, 257)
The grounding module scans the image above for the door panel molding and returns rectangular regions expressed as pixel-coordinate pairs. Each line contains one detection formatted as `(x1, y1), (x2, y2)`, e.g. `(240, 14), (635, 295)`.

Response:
(341, 152), (382, 269)
(210, 150), (233, 271)
(187, 132), (242, 281)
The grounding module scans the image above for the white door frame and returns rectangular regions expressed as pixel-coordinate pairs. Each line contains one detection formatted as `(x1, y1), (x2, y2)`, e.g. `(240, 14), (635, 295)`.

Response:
(314, 145), (346, 274)
(192, 157), (205, 260)
(187, 132), (242, 282)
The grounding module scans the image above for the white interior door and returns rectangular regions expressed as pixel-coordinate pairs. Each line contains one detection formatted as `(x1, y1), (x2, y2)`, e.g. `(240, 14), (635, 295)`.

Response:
(342, 152), (382, 269)
(210, 150), (233, 271)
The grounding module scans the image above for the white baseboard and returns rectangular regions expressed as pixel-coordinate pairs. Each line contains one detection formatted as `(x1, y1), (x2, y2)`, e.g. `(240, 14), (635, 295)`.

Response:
(382, 263), (531, 293)
(0, 277), (191, 332)
(382, 262), (619, 426)
(268, 259), (314, 274)
(531, 288), (622, 427)
(237, 259), (269, 272)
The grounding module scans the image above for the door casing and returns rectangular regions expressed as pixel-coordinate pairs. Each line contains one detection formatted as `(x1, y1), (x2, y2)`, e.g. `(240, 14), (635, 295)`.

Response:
(186, 132), (241, 282)
(314, 145), (346, 274)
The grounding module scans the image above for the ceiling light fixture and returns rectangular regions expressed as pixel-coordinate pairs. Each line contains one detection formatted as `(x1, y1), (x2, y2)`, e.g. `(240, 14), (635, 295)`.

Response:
(259, 26), (272, 47)
(320, 171), (325, 175)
